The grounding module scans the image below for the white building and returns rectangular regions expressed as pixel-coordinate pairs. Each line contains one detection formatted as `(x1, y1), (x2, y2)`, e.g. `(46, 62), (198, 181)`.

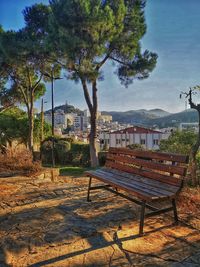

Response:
(74, 110), (89, 132)
(99, 126), (169, 150)
(44, 109), (68, 129)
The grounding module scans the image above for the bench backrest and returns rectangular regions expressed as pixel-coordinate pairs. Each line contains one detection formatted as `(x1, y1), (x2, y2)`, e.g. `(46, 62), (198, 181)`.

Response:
(105, 148), (189, 187)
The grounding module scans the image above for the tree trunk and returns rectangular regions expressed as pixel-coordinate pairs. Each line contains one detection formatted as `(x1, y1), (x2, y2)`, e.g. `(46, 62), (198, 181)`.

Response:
(90, 110), (99, 167)
(28, 98), (34, 155)
(189, 110), (200, 186)
(81, 78), (99, 167)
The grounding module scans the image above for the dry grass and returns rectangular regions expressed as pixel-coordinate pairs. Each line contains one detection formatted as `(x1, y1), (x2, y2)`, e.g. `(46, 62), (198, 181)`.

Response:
(178, 186), (200, 213)
(0, 148), (42, 176)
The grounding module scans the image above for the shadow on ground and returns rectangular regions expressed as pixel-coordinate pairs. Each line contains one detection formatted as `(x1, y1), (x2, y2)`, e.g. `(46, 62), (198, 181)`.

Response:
(0, 175), (200, 266)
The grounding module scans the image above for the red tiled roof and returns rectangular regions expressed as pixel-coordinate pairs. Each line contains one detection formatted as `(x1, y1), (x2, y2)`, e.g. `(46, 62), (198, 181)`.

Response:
(110, 126), (161, 134)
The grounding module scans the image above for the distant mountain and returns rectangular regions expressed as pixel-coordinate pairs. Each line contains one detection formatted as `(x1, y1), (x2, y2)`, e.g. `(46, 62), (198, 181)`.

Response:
(102, 109), (198, 128)
(45, 103), (82, 115)
(102, 109), (171, 125)
(146, 109), (171, 117)
(44, 103), (198, 129)
(146, 109), (198, 128)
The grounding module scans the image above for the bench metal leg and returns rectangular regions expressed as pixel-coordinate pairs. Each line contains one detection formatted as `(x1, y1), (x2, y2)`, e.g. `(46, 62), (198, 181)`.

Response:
(139, 201), (146, 236)
(87, 177), (92, 202)
(172, 199), (178, 224)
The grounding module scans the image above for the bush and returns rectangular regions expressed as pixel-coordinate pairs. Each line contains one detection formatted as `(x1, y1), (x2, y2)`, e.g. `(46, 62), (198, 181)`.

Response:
(127, 144), (144, 150)
(159, 131), (196, 155)
(41, 137), (71, 165)
(41, 138), (90, 166)
(71, 143), (90, 167)
(55, 139), (71, 164)
(0, 148), (42, 176)
(98, 151), (107, 166)
(196, 152), (200, 169)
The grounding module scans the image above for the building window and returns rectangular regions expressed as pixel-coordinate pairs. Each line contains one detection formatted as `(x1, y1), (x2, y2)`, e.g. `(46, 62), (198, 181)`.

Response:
(153, 139), (159, 145)
(140, 139), (146, 145)
(116, 139), (121, 145)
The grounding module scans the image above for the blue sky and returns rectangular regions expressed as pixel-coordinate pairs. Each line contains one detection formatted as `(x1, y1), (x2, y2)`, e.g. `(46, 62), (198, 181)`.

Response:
(0, 0), (200, 113)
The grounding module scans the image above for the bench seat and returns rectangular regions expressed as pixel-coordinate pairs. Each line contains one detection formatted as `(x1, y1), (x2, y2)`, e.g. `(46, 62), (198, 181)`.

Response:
(85, 168), (179, 201)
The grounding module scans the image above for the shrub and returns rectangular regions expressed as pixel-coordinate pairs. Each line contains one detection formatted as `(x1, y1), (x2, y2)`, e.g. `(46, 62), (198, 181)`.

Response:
(127, 144), (144, 150)
(41, 137), (71, 165)
(0, 148), (42, 176)
(71, 143), (90, 167)
(196, 152), (200, 169)
(159, 131), (196, 155)
(98, 151), (107, 166)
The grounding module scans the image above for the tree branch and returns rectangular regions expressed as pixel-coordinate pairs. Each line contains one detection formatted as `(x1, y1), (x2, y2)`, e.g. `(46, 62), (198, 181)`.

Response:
(0, 104), (13, 113)
(32, 74), (43, 92)
(109, 56), (131, 68)
(26, 67), (32, 89)
(188, 89), (198, 110)
(96, 54), (110, 70)
(18, 86), (29, 110)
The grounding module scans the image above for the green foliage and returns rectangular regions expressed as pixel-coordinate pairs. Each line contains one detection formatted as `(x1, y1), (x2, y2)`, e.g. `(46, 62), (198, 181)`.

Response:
(55, 139), (71, 164)
(159, 131), (197, 155)
(48, 0), (157, 85)
(196, 152), (200, 169)
(127, 144), (144, 150)
(98, 151), (107, 166)
(41, 137), (72, 165)
(0, 107), (51, 150)
(41, 138), (90, 166)
(71, 143), (90, 167)
(59, 166), (90, 176)
(0, 108), (28, 148)
(34, 118), (51, 144)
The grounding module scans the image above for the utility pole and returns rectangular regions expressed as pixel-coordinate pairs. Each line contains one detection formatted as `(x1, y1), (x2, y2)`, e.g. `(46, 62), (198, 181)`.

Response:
(41, 98), (44, 143)
(43, 65), (62, 168)
(51, 73), (55, 167)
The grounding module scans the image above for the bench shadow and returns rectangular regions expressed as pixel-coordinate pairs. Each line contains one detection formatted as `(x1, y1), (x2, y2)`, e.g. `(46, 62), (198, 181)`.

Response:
(28, 223), (200, 267)
(1, 182), (199, 266)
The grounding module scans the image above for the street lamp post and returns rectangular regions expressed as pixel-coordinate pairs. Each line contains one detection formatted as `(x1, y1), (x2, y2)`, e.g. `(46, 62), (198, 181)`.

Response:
(43, 66), (62, 168)
(51, 74), (55, 167)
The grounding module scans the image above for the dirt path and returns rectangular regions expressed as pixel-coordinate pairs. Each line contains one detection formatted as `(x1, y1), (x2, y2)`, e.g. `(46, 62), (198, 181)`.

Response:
(0, 174), (200, 266)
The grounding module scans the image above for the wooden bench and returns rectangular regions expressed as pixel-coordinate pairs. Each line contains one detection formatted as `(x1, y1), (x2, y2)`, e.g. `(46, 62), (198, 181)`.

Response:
(85, 148), (189, 236)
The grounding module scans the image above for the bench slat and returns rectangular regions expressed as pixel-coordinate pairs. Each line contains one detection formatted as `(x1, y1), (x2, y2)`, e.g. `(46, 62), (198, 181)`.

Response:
(95, 169), (177, 196)
(107, 153), (187, 176)
(86, 170), (176, 200)
(105, 161), (182, 186)
(109, 147), (189, 164)
(86, 170), (153, 200)
(99, 168), (179, 193)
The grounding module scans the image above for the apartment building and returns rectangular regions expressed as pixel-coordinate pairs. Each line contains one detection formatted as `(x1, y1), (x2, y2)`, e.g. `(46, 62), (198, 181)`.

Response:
(44, 109), (68, 129)
(99, 126), (169, 150)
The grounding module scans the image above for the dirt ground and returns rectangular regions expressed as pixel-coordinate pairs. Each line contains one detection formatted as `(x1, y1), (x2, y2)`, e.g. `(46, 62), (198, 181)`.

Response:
(0, 173), (200, 267)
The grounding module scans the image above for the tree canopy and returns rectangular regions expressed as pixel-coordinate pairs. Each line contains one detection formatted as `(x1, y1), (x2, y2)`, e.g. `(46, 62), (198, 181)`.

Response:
(160, 130), (197, 155)
(0, 0), (157, 166)
(0, 107), (51, 151)
(47, 0), (157, 85)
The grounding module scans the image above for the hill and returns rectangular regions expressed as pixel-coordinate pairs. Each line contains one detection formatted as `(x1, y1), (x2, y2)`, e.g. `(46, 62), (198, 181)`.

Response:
(102, 109), (198, 128)
(44, 103), (198, 128)
(102, 109), (170, 125)
(146, 109), (198, 128)
(45, 103), (82, 115)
